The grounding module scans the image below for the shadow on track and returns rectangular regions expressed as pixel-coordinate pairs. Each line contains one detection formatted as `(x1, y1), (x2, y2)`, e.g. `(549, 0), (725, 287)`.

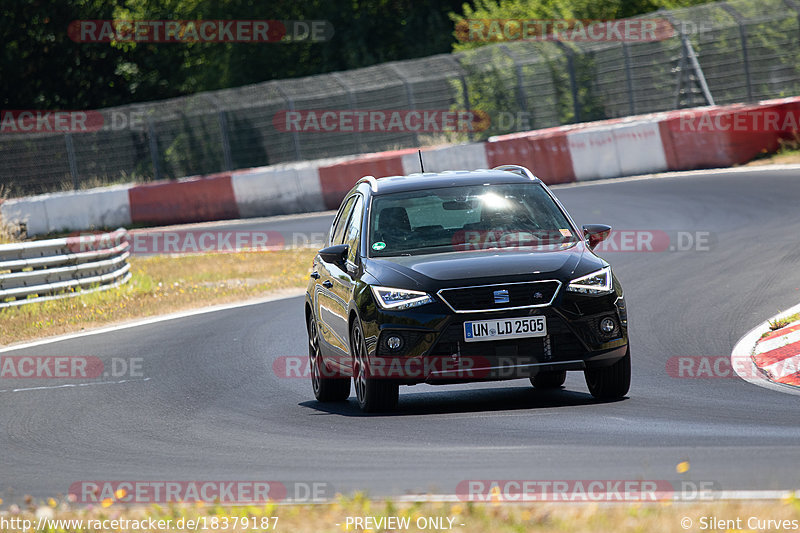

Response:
(299, 384), (626, 417)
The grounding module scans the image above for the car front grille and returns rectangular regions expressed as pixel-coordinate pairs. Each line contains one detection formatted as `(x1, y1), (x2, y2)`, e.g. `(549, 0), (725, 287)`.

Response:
(428, 314), (584, 360)
(438, 281), (561, 312)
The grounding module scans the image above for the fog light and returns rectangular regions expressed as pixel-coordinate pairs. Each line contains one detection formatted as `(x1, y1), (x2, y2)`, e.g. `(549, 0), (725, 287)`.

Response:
(386, 336), (403, 350)
(599, 317), (616, 334)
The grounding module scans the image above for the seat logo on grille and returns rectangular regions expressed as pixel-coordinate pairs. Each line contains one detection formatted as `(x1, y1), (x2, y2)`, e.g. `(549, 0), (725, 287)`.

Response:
(493, 289), (510, 304)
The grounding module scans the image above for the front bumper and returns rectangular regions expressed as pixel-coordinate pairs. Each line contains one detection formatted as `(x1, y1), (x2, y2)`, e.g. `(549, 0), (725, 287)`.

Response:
(361, 292), (628, 385)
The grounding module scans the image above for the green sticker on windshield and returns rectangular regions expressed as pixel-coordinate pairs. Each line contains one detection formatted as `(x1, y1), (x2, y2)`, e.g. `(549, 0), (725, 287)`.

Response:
(372, 241), (386, 251)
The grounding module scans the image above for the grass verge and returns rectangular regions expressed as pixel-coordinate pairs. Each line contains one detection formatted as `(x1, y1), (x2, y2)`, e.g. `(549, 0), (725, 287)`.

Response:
(746, 133), (800, 166)
(768, 312), (800, 332)
(1, 495), (799, 533)
(0, 249), (316, 346)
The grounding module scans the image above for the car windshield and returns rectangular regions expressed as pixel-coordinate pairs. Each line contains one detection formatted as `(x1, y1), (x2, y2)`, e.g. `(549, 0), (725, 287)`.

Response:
(369, 183), (578, 257)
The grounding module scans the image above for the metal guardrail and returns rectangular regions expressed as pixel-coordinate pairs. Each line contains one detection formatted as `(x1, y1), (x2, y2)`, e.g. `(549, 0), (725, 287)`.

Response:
(0, 229), (131, 308)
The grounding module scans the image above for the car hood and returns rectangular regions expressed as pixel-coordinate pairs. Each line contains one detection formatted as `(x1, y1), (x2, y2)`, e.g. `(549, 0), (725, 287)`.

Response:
(366, 242), (603, 290)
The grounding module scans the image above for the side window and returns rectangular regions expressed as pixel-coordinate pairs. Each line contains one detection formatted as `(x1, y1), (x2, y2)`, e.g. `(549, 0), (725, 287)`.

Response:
(344, 196), (364, 264)
(331, 196), (356, 245)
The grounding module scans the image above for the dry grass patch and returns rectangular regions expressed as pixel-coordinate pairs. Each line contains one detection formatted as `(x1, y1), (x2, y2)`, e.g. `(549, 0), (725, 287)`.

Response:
(0, 249), (316, 346)
(747, 133), (800, 166)
(746, 150), (800, 166)
(2, 494), (800, 533)
(768, 312), (800, 332)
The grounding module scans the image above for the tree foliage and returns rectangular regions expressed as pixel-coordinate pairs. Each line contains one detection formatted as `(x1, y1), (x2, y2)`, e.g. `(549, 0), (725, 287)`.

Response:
(451, 0), (715, 51)
(0, 0), (719, 110)
(1, 0), (467, 109)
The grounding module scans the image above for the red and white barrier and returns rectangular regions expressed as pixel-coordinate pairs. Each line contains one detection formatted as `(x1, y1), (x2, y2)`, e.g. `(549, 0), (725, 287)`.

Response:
(486, 125), (578, 185)
(567, 119), (669, 181)
(1, 186), (131, 235)
(128, 172), (239, 226)
(4, 96), (800, 236)
(568, 127), (620, 181)
(317, 148), (414, 209)
(231, 161), (325, 218)
(401, 143), (489, 174)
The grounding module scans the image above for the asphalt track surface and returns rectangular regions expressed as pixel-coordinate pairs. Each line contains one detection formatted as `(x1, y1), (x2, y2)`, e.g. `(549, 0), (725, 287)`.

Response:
(2, 168), (800, 502)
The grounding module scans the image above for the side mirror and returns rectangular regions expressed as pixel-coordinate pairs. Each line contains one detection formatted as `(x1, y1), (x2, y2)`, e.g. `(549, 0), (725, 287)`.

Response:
(319, 244), (349, 267)
(582, 224), (612, 251)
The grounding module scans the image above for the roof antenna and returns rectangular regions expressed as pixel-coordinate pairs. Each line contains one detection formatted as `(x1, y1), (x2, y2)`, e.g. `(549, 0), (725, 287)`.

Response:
(418, 149), (425, 173)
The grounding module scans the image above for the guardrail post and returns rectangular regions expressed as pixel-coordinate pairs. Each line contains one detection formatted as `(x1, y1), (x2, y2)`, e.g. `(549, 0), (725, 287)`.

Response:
(555, 42), (581, 123)
(499, 45), (528, 114)
(450, 56), (474, 141)
(622, 42), (636, 115)
(330, 73), (365, 152)
(663, 11), (715, 108)
(387, 63), (420, 146)
(274, 83), (303, 161)
(201, 94), (233, 171)
(719, 4), (753, 102)
(147, 116), (163, 181)
(64, 133), (79, 191)
(682, 32), (715, 106)
(218, 110), (233, 171)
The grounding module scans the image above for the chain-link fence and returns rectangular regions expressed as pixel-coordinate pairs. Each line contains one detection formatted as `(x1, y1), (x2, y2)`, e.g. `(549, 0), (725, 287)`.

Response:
(3, 0), (800, 197)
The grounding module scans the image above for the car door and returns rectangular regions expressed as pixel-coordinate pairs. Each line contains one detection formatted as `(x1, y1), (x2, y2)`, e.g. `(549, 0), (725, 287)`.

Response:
(334, 195), (365, 369)
(315, 195), (356, 355)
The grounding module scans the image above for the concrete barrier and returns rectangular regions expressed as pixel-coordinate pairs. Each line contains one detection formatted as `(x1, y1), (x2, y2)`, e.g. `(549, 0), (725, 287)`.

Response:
(613, 120), (669, 177)
(128, 173), (239, 226)
(1, 195), (50, 236)
(401, 143), (488, 174)
(1, 186), (131, 235)
(568, 127), (621, 181)
(5, 97), (800, 236)
(659, 102), (791, 170)
(485, 127), (576, 185)
(318, 148), (416, 209)
(232, 162), (325, 218)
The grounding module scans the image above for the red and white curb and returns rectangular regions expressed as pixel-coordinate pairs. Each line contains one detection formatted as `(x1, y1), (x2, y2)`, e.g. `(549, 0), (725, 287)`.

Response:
(753, 320), (800, 386)
(732, 302), (800, 396)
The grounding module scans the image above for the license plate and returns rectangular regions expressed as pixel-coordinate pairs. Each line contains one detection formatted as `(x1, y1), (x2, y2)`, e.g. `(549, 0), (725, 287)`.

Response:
(463, 316), (547, 342)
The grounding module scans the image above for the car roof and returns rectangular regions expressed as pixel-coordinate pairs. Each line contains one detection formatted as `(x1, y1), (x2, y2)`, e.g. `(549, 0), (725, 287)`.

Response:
(361, 169), (541, 196)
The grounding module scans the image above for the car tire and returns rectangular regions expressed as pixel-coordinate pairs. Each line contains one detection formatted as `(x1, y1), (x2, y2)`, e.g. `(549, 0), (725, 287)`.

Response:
(530, 370), (567, 389)
(351, 320), (399, 413)
(584, 345), (631, 399)
(308, 315), (350, 402)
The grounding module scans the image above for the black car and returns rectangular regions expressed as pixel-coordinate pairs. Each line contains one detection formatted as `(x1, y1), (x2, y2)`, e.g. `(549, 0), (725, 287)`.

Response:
(304, 165), (629, 412)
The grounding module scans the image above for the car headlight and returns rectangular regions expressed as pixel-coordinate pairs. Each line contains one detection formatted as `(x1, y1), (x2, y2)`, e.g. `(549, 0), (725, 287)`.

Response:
(567, 266), (613, 294)
(371, 286), (434, 310)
